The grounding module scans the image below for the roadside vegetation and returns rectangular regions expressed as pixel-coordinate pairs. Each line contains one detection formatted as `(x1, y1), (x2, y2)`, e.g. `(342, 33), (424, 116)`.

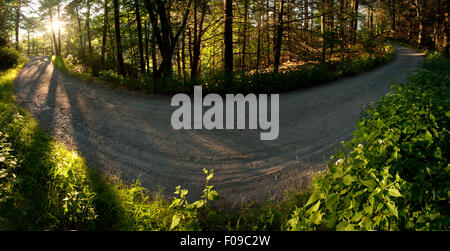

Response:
(54, 44), (395, 95)
(287, 51), (449, 231)
(2, 46), (448, 231)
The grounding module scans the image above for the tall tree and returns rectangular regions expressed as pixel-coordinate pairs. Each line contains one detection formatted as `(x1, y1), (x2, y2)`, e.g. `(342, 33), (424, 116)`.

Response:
(135, 0), (145, 75)
(273, 0), (285, 73)
(224, 0), (233, 74)
(145, 0), (193, 79)
(113, 0), (125, 76)
(101, 0), (109, 65)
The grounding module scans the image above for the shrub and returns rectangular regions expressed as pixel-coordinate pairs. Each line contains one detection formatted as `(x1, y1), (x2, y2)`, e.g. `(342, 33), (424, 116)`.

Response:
(0, 47), (24, 71)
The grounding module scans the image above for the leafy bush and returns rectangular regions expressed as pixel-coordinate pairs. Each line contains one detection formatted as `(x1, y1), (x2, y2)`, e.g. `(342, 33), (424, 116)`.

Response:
(0, 47), (25, 71)
(288, 52), (450, 231)
(338, 45), (395, 76)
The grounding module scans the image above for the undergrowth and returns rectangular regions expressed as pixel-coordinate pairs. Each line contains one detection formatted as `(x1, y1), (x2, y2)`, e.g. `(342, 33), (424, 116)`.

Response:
(55, 44), (395, 95)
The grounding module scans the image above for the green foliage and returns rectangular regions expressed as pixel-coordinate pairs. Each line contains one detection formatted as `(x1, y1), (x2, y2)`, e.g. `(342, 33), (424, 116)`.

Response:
(0, 47), (25, 71)
(338, 45), (395, 76)
(169, 169), (220, 231)
(51, 55), (67, 72)
(288, 52), (450, 231)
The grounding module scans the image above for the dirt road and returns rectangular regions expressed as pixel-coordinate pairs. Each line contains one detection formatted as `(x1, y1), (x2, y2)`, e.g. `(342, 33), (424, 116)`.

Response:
(13, 45), (423, 203)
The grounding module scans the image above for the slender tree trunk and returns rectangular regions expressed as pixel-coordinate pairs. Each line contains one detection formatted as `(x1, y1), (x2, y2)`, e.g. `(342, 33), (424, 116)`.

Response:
(273, 0), (285, 73)
(327, 0), (334, 61)
(75, 4), (85, 56)
(224, 0), (233, 74)
(191, 1), (207, 79)
(387, 0), (396, 36)
(182, 30), (186, 79)
(241, 0), (249, 70)
(144, 19), (150, 72)
(351, 0), (359, 45)
(14, 1), (20, 50)
(304, 0), (309, 41)
(57, 3), (61, 56)
(49, 9), (60, 56)
(151, 31), (158, 77)
(339, 0), (345, 47)
(135, 0), (146, 74)
(444, 0), (449, 56)
(86, 2), (93, 55)
(415, 0), (424, 47)
(113, 0), (126, 76)
(256, 6), (262, 72)
(101, 0), (109, 65)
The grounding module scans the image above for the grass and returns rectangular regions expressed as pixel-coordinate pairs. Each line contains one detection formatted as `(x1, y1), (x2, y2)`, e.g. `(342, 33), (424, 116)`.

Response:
(51, 55), (67, 72)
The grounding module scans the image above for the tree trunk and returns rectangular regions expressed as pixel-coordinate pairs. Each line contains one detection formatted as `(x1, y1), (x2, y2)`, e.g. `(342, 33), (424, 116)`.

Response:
(14, 2), (20, 50)
(113, 0), (126, 76)
(75, 4), (85, 56)
(224, 0), (233, 74)
(49, 9), (60, 56)
(101, 0), (109, 65)
(57, 3), (62, 56)
(387, 0), (396, 36)
(191, 0), (207, 79)
(241, 0), (249, 70)
(151, 31), (158, 78)
(145, 0), (192, 79)
(304, 0), (309, 40)
(273, 0), (285, 73)
(86, 2), (93, 55)
(256, 6), (262, 72)
(351, 0), (359, 45)
(415, 0), (424, 47)
(444, 0), (449, 56)
(135, 0), (146, 75)
(144, 19), (150, 71)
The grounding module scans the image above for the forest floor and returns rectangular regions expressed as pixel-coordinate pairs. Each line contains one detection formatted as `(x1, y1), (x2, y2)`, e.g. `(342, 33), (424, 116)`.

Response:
(13, 44), (423, 204)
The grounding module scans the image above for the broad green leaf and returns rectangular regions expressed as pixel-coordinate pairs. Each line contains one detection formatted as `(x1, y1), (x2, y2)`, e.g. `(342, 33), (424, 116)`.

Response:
(310, 211), (323, 225)
(306, 191), (321, 206)
(386, 201), (398, 218)
(342, 175), (355, 185)
(336, 221), (355, 231)
(326, 193), (339, 211)
(170, 215), (181, 230)
(387, 187), (402, 197)
(307, 201), (321, 214)
(207, 190), (220, 201)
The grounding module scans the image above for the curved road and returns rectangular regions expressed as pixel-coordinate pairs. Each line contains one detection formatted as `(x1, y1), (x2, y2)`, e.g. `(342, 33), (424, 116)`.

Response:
(14, 45), (423, 203)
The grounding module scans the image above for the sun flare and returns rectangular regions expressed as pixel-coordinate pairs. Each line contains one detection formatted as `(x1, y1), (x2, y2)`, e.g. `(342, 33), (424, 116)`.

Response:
(46, 20), (64, 33)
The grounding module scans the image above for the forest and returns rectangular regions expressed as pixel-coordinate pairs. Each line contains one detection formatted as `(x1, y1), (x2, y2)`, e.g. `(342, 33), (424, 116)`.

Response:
(0, 0), (449, 233)
(1, 0), (449, 92)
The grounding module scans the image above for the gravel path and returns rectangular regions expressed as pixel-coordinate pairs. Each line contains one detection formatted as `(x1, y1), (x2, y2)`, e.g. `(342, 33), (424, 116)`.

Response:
(13, 45), (423, 203)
